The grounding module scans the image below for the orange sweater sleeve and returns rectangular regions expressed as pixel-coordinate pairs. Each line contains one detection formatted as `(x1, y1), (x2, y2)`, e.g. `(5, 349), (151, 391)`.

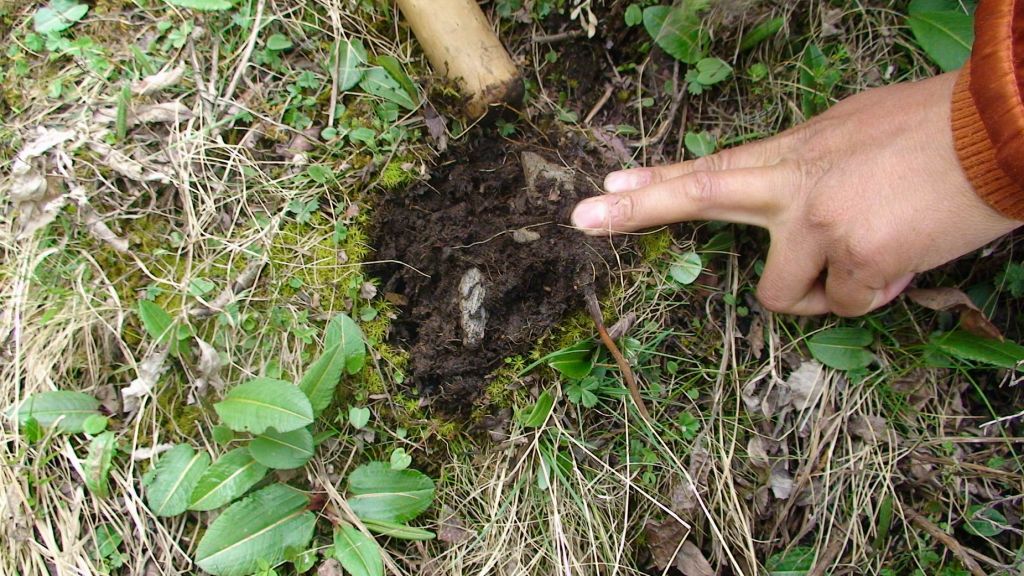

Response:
(951, 0), (1024, 219)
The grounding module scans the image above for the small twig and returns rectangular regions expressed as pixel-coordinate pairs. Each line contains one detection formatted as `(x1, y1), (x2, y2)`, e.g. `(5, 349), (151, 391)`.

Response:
(532, 29), (585, 43)
(583, 288), (652, 423)
(904, 508), (986, 576)
(584, 84), (614, 125)
(220, 0), (266, 113)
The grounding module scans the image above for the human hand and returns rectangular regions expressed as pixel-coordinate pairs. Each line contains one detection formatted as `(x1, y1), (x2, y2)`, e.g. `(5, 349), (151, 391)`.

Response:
(571, 71), (1020, 316)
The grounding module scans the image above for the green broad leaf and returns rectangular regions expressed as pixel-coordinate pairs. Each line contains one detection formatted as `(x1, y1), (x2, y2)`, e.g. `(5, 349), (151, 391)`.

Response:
(214, 378), (314, 435)
(347, 462), (436, 523)
(694, 57), (732, 86)
(766, 545), (815, 575)
(164, 0), (236, 10)
(12, 390), (101, 434)
(807, 327), (874, 371)
(146, 444), (211, 517)
(375, 55), (419, 107)
(964, 504), (1008, 537)
(249, 427), (314, 470)
(624, 3), (643, 26)
(138, 300), (174, 344)
(34, 0), (89, 34)
(517, 390), (555, 428)
(189, 448), (269, 511)
(324, 313), (367, 374)
(195, 484), (316, 576)
(739, 16), (784, 51)
(907, 0), (973, 72)
(212, 424), (235, 445)
(643, 4), (710, 64)
(931, 330), (1024, 369)
(82, 414), (108, 435)
(348, 406), (371, 429)
(669, 250), (703, 284)
(84, 431), (116, 498)
(333, 524), (383, 576)
(548, 341), (595, 380)
(362, 518), (436, 541)
(266, 33), (292, 51)
(188, 277), (216, 297)
(359, 67), (417, 110)
(338, 39), (368, 92)
(389, 447), (411, 471)
(298, 344), (345, 416)
(684, 131), (717, 158)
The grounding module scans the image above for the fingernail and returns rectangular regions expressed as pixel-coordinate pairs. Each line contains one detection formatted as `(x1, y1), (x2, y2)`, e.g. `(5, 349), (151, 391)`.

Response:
(572, 199), (608, 229)
(605, 170), (649, 193)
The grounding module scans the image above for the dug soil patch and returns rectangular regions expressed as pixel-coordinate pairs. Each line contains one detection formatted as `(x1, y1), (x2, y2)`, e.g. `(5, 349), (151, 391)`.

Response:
(373, 134), (630, 413)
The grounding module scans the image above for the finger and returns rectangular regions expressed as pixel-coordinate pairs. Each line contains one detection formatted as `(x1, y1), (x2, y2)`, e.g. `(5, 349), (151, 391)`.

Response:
(825, 270), (915, 317)
(604, 136), (787, 193)
(757, 233), (829, 316)
(572, 165), (788, 234)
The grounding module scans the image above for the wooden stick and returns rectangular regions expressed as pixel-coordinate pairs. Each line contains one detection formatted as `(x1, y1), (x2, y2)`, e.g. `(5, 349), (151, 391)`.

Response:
(397, 0), (522, 117)
(584, 289), (652, 423)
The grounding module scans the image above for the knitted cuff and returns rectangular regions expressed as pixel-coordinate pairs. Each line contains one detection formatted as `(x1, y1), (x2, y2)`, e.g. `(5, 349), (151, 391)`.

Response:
(951, 62), (1024, 220)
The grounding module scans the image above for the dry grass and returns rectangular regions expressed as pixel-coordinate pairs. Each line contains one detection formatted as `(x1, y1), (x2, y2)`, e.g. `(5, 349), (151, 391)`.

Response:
(1, 1), (1022, 575)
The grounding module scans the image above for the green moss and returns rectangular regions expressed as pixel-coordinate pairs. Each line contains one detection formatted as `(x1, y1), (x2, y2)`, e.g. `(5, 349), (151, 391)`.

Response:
(638, 229), (674, 261)
(378, 157), (418, 190)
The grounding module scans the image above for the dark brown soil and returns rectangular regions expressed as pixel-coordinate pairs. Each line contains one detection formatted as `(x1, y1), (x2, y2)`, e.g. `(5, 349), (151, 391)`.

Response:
(372, 134), (630, 412)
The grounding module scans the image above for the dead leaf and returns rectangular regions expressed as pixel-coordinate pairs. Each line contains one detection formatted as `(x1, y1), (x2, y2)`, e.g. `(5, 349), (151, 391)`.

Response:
(785, 361), (825, 410)
(907, 287), (1003, 341)
(96, 101), (193, 126)
(670, 482), (698, 516)
(770, 462), (794, 500)
(747, 435), (769, 469)
(360, 282), (378, 300)
(190, 338), (224, 402)
(77, 195), (129, 253)
(746, 316), (765, 359)
(438, 507), (473, 544)
(645, 517), (688, 570)
(511, 228), (541, 243)
(676, 541), (714, 576)
(89, 143), (171, 183)
(849, 414), (888, 444)
(122, 346), (169, 413)
(131, 443), (174, 461)
(132, 66), (185, 96)
(316, 559), (343, 576)
(423, 104), (448, 152)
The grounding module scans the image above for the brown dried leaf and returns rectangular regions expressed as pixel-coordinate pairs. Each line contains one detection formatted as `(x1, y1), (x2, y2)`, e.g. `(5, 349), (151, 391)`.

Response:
(770, 462), (794, 500)
(316, 558), (343, 576)
(747, 435), (769, 469)
(645, 517), (688, 570)
(132, 66), (185, 96)
(907, 287), (1003, 340)
(676, 541), (714, 576)
(746, 316), (765, 359)
(423, 104), (448, 152)
(438, 508), (473, 545)
(785, 361), (825, 411)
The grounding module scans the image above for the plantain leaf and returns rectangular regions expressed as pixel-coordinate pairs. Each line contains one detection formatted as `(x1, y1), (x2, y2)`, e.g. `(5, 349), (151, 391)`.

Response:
(547, 341), (595, 380)
(643, 3), (710, 64)
(84, 431), (117, 498)
(338, 39), (368, 92)
(907, 0), (973, 72)
(214, 378), (314, 434)
(362, 518), (436, 541)
(138, 300), (174, 344)
(347, 462), (435, 523)
(333, 523), (384, 576)
(932, 330), (1024, 369)
(375, 54), (418, 107)
(359, 67), (416, 111)
(249, 427), (314, 470)
(34, 0), (89, 34)
(807, 327), (874, 371)
(324, 313), (366, 374)
(12, 390), (101, 434)
(516, 390), (555, 428)
(146, 444), (210, 517)
(739, 16), (785, 51)
(189, 448), (268, 511)
(195, 483), (316, 576)
(298, 344), (345, 416)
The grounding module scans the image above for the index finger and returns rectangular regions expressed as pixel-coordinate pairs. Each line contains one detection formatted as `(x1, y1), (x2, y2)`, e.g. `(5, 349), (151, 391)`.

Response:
(571, 165), (789, 234)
